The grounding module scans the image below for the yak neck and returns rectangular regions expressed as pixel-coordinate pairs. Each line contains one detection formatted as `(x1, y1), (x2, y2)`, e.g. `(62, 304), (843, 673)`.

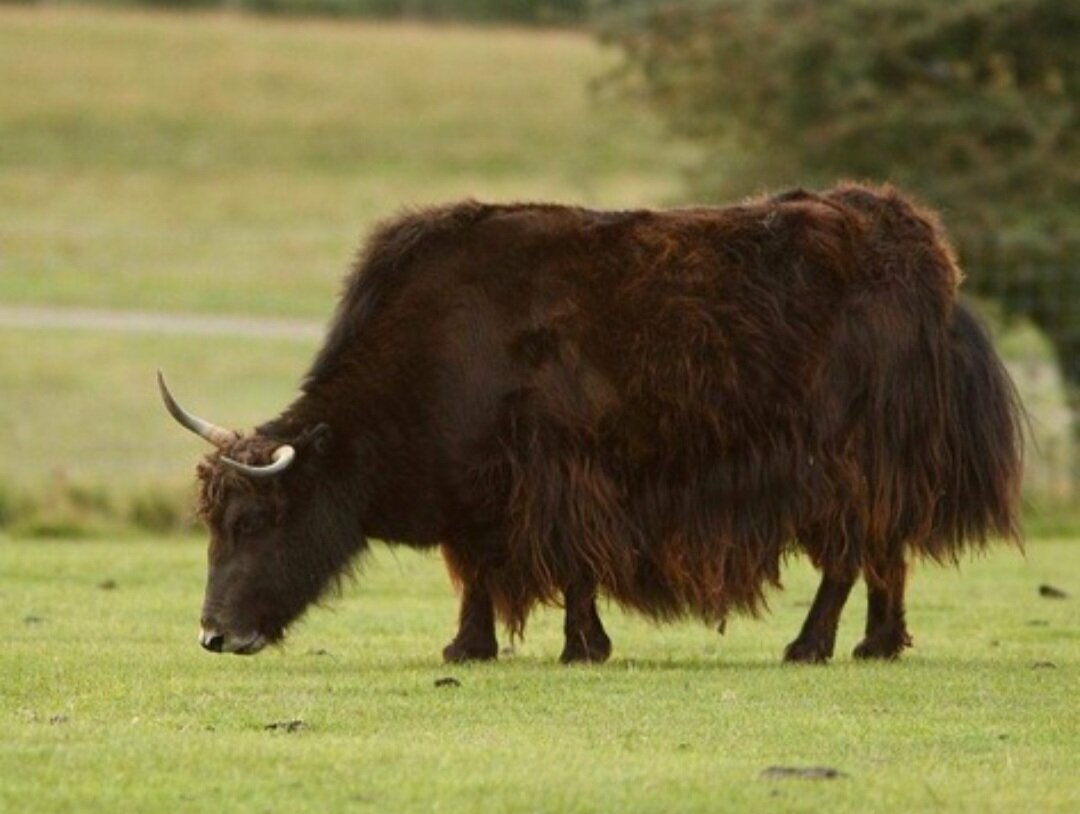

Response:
(257, 391), (448, 552)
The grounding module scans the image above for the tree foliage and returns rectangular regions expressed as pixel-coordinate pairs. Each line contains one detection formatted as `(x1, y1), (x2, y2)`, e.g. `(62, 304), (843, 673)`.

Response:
(603, 0), (1080, 388)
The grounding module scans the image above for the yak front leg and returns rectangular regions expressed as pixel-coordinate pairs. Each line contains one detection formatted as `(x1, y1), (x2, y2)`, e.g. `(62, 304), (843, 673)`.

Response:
(441, 546), (498, 663)
(853, 554), (913, 660)
(443, 579), (498, 663)
(560, 576), (612, 664)
(783, 570), (856, 664)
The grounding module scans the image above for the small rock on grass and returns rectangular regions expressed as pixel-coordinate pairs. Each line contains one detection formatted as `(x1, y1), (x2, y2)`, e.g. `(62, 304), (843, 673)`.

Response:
(264, 720), (305, 733)
(1038, 584), (1068, 599)
(761, 766), (847, 780)
(434, 677), (461, 688)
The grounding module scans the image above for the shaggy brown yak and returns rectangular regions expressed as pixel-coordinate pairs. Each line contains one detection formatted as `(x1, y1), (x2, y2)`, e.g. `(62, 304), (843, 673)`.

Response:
(159, 182), (1023, 664)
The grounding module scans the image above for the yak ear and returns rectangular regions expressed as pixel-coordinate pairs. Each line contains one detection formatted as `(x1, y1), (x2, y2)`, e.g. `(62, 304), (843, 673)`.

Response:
(298, 422), (332, 455)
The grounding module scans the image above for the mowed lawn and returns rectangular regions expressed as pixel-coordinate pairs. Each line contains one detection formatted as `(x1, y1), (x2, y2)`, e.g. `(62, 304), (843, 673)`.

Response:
(1, 536), (1077, 813)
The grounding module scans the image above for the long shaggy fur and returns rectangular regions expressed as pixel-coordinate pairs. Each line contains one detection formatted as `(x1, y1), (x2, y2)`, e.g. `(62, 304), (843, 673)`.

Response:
(249, 182), (1023, 638)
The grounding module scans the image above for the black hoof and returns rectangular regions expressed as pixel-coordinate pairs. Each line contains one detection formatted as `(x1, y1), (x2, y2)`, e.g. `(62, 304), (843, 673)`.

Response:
(853, 629), (912, 660)
(783, 637), (834, 664)
(442, 637), (498, 663)
(560, 632), (612, 665)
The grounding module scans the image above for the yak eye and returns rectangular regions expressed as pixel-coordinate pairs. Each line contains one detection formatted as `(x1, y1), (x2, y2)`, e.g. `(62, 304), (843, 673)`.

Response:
(234, 513), (269, 538)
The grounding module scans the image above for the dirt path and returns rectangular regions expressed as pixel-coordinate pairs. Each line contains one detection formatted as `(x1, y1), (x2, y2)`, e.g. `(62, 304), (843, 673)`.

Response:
(0, 304), (323, 341)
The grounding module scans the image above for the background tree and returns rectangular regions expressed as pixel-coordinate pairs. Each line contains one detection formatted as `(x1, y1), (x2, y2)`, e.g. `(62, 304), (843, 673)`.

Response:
(601, 0), (1079, 398)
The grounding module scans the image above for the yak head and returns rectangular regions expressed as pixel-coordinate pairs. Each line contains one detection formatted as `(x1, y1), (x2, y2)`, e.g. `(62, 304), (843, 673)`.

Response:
(158, 372), (356, 655)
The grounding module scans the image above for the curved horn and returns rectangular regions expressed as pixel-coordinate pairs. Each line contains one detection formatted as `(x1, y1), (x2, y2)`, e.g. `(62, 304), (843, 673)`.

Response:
(157, 370), (238, 448)
(221, 445), (296, 479)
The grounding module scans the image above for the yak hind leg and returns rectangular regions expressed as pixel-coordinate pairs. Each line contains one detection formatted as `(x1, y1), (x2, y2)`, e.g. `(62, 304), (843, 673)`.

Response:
(853, 554), (913, 660)
(560, 576), (612, 665)
(783, 570), (856, 664)
(441, 547), (498, 663)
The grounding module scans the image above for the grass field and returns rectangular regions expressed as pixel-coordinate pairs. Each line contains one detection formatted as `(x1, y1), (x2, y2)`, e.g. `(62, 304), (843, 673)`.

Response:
(2, 536), (1077, 813)
(0, 326), (316, 488)
(0, 6), (689, 317)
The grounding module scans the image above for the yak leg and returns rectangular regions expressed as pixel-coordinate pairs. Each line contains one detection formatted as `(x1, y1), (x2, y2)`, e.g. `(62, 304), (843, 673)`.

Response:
(560, 576), (612, 665)
(443, 579), (498, 663)
(783, 570), (856, 664)
(853, 554), (913, 660)
(441, 546), (498, 663)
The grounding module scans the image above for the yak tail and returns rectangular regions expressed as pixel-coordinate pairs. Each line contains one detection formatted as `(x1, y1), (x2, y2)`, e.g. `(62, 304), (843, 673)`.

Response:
(929, 300), (1025, 554)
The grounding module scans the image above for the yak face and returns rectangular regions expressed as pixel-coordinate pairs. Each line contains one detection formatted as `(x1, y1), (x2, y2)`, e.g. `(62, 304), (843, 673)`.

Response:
(196, 431), (336, 655)
(158, 372), (360, 656)
(200, 490), (285, 655)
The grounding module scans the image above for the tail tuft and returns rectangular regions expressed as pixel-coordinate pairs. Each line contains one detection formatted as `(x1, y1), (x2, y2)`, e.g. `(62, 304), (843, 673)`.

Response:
(931, 301), (1025, 553)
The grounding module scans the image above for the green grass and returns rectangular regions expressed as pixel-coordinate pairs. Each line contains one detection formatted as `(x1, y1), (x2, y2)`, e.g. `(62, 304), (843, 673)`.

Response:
(0, 324), (318, 535)
(1, 535), (1077, 812)
(0, 326), (317, 489)
(0, 6), (690, 317)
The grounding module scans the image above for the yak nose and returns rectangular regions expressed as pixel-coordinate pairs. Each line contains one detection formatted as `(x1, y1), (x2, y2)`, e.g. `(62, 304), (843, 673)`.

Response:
(199, 629), (225, 653)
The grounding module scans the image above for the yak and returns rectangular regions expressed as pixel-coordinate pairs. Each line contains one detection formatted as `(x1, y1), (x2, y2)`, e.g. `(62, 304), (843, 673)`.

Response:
(159, 182), (1023, 664)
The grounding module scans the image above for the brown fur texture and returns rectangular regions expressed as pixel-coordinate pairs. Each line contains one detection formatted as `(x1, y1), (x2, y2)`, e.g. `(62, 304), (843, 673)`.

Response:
(192, 182), (1023, 659)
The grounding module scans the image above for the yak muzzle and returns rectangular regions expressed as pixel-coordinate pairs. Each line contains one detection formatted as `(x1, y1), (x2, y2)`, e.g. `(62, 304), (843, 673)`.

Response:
(198, 628), (267, 656)
(199, 629), (225, 653)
